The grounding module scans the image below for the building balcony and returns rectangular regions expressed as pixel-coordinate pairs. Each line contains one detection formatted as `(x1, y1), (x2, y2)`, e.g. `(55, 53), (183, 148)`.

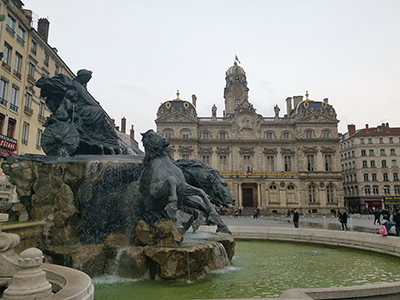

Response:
(9, 103), (18, 112)
(5, 25), (15, 37)
(2, 61), (11, 72)
(13, 70), (22, 80)
(0, 97), (7, 107)
(24, 106), (33, 116)
(27, 74), (36, 84)
(38, 114), (46, 123)
(16, 35), (25, 46)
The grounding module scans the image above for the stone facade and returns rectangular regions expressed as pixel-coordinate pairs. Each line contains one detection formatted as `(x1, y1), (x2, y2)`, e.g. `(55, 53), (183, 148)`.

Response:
(340, 123), (400, 213)
(156, 62), (344, 214)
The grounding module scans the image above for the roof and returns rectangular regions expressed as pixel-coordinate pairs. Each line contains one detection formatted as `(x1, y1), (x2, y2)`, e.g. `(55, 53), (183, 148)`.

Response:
(157, 91), (197, 115)
(352, 126), (400, 137)
(226, 62), (245, 77)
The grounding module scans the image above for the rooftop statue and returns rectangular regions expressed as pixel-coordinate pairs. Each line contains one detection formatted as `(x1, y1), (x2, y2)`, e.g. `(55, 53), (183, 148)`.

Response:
(35, 69), (129, 156)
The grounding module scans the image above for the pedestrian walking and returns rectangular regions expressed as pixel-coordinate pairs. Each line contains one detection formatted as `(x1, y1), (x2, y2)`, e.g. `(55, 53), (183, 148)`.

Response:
(332, 209), (336, 218)
(234, 209), (239, 218)
(338, 209), (348, 230)
(293, 208), (299, 228)
(286, 209), (290, 218)
(373, 209), (381, 225)
(253, 208), (258, 221)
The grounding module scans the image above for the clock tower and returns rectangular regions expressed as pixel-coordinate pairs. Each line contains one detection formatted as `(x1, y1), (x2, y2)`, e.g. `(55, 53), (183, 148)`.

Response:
(223, 61), (249, 117)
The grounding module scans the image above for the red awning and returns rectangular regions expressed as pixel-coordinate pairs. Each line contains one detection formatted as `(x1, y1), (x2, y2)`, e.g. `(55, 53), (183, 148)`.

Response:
(0, 149), (17, 158)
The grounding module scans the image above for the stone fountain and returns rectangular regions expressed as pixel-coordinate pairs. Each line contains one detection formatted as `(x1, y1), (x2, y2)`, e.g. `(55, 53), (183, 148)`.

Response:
(0, 70), (236, 291)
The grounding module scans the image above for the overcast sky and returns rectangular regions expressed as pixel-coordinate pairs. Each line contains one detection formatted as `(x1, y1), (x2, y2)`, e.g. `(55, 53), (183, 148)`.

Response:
(26, 0), (400, 149)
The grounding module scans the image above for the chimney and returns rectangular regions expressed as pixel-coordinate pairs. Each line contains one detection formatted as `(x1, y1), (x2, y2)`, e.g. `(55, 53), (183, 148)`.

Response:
(130, 125), (135, 138)
(111, 119), (115, 129)
(121, 117), (126, 134)
(293, 96), (303, 109)
(348, 124), (356, 136)
(192, 94), (197, 107)
(38, 18), (50, 43)
(286, 97), (292, 116)
(115, 126), (120, 131)
(386, 122), (390, 133)
(365, 124), (369, 133)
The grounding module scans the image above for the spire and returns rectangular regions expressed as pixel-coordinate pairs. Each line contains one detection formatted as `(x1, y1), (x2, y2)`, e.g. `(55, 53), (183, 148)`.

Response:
(175, 90), (181, 101)
(305, 91), (309, 100)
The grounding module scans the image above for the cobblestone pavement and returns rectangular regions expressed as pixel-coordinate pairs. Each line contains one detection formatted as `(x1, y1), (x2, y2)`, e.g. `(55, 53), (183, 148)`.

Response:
(220, 213), (385, 234)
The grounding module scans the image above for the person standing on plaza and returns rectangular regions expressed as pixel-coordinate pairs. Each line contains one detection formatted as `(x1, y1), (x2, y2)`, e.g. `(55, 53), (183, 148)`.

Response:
(393, 209), (400, 236)
(293, 208), (299, 228)
(253, 208), (258, 221)
(338, 209), (348, 230)
(374, 209), (381, 225)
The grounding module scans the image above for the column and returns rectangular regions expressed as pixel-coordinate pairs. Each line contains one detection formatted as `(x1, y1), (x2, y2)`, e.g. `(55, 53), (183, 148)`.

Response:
(238, 182), (242, 208)
(257, 182), (261, 207)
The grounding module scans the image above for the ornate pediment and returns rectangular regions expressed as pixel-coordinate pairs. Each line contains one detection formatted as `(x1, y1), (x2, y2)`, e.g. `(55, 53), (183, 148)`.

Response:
(280, 148), (295, 154)
(239, 147), (254, 155)
(234, 100), (256, 114)
(216, 147), (231, 155)
(263, 147), (278, 154)
(295, 106), (337, 121)
(178, 146), (194, 153)
(321, 146), (336, 153)
(157, 107), (197, 122)
(198, 147), (213, 154)
(302, 146), (318, 153)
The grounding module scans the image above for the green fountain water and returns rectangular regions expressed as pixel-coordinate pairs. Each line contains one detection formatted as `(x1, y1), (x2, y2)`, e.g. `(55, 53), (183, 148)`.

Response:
(93, 240), (400, 300)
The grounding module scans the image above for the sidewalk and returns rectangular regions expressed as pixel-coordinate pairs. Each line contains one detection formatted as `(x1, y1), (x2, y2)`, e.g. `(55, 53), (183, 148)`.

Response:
(220, 213), (383, 234)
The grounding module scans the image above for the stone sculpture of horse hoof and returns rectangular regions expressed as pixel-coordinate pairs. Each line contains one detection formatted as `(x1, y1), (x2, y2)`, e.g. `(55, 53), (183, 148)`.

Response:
(165, 202), (178, 220)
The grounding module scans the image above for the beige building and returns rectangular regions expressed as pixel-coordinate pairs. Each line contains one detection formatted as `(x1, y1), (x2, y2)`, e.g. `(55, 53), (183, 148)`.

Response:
(156, 62), (344, 214)
(340, 123), (400, 213)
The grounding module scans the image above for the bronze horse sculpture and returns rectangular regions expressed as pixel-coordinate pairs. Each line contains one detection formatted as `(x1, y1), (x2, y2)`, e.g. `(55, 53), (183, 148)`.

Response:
(139, 129), (231, 234)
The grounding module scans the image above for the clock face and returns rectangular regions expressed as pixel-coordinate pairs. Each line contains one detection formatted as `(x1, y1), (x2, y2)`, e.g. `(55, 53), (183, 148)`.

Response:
(232, 86), (243, 97)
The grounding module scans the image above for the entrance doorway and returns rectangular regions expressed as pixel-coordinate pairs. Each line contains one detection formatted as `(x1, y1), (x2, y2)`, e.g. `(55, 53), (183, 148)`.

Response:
(242, 187), (256, 207)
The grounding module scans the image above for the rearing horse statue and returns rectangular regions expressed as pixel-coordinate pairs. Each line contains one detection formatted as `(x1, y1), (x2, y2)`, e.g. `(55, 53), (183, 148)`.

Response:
(139, 129), (231, 234)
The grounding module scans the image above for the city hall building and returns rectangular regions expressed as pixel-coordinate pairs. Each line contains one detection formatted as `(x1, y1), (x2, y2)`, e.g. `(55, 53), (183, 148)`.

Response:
(155, 62), (344, 214)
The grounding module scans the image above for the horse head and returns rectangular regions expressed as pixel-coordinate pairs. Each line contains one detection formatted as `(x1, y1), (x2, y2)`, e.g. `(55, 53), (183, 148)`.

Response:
(141, 129), (170, 158)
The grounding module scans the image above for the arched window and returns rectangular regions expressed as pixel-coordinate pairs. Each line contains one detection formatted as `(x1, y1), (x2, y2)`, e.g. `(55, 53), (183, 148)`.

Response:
(287, 185), (295, 203)
(306, 130), (312, 139)
(269, 185), (277, 203)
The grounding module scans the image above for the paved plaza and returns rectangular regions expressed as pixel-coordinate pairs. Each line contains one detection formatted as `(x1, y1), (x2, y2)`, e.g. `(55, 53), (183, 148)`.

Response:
(220, 212), (386, 234)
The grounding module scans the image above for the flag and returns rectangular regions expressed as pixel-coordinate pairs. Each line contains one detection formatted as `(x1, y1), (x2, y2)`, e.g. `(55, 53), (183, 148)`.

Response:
(235, 55), (241, 64)
(246, 166), (253, 176)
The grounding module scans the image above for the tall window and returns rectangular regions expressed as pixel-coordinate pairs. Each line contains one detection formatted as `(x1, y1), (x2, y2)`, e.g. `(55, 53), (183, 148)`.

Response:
(369, 149), (374, 156)
(266, 156), (275, 172)
(368, 138), (372, 144)
(306, 131), (312, 139)
(7, 118), (16, 138)
(391, 149), (396, 156)
(307, 154), (314, 171)
(284, 156), (292, 172)
(219, 132), (226, 139)
(364, 173), (369, 181)
(202, 155), (210, 164)
(39, 102), (45, 117)
(21, 122), (29, 145)
(361, 150), (366, 156)
(219, 155), (227, 172)
(243, 155), (251, 168)
(360, 138), (365, 144)
(365, 186), (371, 195)
(392, 160), (398, 168)
(370, 160), (376, 168)
(13, 52), (22, 76)
(325, 155), (332, 171)
(283, 132), (289, 139)
(0, 114), (4, 133)
(182, 130), (189, 139)
(382, 160), (387, 168)
(10, 85), (19, 112)
(234, 99), (241, 108)
(394, 173), (399, 181)
(384, 185), (391, 195)
(36, 129), (42, 150)
(6, 15), (16, 36)
(44, 53), (49, 67)
(266, 132), (273, 139)
(287, 185), (295, 202)
(269, 185), (277, 202)
(389, 137), (393, 143)
(326, 185), (334, 203)
(28, 63), (35, 78)
(164, 132), (171, 139)
(17, 26), (25, 46)
(2, 42), (12, 66)
(372, 173), (377, 181)
(202, 132), (209, 139)
(373, 185), (379, 195)
(379, 138), (383, 144)
(31, 40), (37, 55)
(380, 149), (386, 156)
(55, 65), (60, 75)
(323, 131), (329, 139)
(362, 160), (368, 168)
(383, 173), (389, 181)
(395, 185), (400, 195)
(308, 185), (316, 202)
(0, 78), (9, 106)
